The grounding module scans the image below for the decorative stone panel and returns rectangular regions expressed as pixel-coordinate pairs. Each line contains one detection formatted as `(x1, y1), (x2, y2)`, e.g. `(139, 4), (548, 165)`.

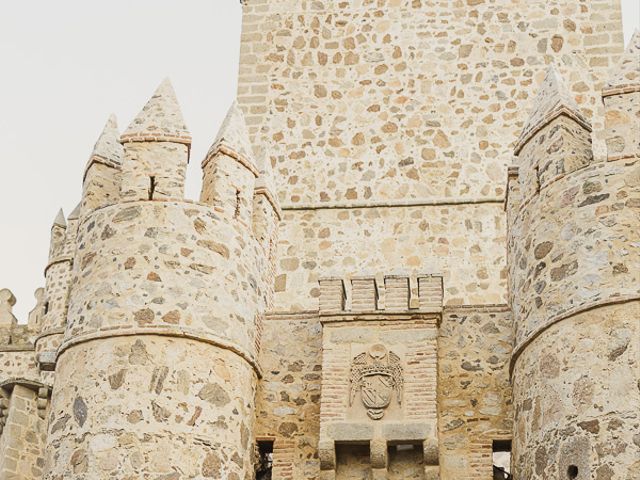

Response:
(318, 274), (442, 479)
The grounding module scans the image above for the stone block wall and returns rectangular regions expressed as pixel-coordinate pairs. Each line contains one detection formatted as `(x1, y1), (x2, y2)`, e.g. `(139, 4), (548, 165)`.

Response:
(438, 307), (512, 480)
(0, 385), (48, 480)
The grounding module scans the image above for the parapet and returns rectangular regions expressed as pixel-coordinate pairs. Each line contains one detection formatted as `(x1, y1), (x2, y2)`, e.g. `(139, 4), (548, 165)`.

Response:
(318, 274), (443, 317)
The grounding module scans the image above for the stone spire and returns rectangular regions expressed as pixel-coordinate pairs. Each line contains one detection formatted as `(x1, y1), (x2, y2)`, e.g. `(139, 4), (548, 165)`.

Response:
(604, 29), (640, 94)
(202, 101), (258, 175)
(120, 78), (191, 146)
(514, 66), (591, 154)
(83, 114), (123, 179)
(67, 203), (81, 221)
(52, 208), (66, 229)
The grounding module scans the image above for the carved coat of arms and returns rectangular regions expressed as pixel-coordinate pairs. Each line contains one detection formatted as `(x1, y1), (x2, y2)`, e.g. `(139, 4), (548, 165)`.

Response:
(349, 344), (403, 420)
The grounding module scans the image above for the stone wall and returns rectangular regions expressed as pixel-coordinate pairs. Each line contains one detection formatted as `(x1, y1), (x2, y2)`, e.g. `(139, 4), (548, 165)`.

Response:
(512, 302), (640, 480)
(239, 0), (623, 207)
(0, 385), (48, 480)
(237, 3), (626, 473)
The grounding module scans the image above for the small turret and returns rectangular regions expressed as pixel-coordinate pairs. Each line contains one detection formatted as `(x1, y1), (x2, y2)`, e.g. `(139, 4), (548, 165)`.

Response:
(513, 66), (592, 201)
(37, 205), (79, 370)
(602, 30), (640, 161)
(81, 114), (123, 215)
(120, 79), (191, 201)
(201, 101), (259, 225)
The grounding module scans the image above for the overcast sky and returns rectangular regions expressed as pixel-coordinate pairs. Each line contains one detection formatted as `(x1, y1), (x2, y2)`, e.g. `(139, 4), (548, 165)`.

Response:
(0, 1), (638, 321)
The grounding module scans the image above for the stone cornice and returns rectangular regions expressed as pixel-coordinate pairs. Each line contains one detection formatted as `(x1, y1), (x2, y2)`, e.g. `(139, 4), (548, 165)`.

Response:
(57, 326), (262, 379)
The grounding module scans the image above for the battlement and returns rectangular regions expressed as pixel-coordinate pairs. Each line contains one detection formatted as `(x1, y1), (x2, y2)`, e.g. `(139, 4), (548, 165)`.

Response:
(319, 274), (443, 316)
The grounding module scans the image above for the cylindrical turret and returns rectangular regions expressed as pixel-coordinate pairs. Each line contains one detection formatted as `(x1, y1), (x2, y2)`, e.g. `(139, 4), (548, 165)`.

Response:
(34, 208), (77, 371)
(508, 65), (640, 479)
(43, 82), (273, 479)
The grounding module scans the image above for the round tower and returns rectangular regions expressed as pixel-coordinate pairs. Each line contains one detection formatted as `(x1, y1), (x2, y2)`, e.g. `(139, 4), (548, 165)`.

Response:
(507, 63), (640, 479)
(42, 81), (279, 479)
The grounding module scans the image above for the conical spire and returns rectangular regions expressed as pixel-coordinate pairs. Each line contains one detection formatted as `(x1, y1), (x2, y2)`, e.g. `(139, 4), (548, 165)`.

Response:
(84, 114), (123, 179)
(604, 30), (640, 93)
(202, 101), (258, 174)
(515, 66), (590, 154)
(52, 208), (66, 229)
(67, 202), (81, 221)
(120, 78), (191, 146)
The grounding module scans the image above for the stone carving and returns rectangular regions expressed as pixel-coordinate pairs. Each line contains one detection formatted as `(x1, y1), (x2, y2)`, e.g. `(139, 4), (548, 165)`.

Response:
(349, 344), (403, 420)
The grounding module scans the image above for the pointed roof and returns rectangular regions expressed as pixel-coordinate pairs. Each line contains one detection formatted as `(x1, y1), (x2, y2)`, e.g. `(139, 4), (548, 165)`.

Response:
(603, 30), (640, 96)
(515, 66), (591, 154)
(120, 78), (191, 146)
(52, 208), (67, 229)
(84, 114), (123, 179)
(202, 101), (258, 175)
(67, 203), (81, 221)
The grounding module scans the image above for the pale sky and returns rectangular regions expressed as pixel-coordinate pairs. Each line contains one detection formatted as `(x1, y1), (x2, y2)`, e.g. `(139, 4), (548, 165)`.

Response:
(0, 1), (638, 321)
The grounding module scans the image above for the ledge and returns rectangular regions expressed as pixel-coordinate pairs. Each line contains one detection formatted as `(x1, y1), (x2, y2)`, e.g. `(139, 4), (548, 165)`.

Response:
(58, 326), (262, 379)
(510, 295), (640, 375)
(602, 84), (640, 98)
(281, 196), (504, 212)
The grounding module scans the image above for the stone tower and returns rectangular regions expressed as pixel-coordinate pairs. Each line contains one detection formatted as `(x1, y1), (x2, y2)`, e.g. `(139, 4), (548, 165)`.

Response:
(506, 36), (640, 479)
(41, 81), (279, 479)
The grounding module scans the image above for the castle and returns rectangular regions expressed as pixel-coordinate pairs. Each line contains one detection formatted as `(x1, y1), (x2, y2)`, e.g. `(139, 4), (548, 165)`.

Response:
(0, 0), (638, 479)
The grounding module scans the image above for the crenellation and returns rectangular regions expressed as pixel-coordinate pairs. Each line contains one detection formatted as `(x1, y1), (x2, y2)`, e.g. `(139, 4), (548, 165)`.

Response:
(80, 115), (123, 216)
(120, 79), (191, 202)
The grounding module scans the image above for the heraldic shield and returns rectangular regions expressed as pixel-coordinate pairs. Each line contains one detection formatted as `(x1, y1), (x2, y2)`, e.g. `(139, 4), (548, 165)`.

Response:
(349, 344), (403, 420)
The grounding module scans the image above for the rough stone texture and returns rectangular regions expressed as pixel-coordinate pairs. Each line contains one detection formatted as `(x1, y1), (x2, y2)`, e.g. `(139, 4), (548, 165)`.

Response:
(238, 0), (622, 208)
(511, 302), (640, 480)
(0, 386), (48, 480)
(36, 80), (278, 480)
(80, 115), (123, 216)
(438, 307), (512, 480)
(507, 32), (640, 480)
(0, 1), (637, 479)
(44, 337), (256, 479)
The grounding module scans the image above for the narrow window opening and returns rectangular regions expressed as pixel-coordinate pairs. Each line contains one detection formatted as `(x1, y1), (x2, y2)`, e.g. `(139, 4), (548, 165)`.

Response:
(567, 465), (579, 479)
(43, 301), (49, 315)
(492, 440), (512, 480)
(234, 188), (241, 218)
(149, 176), (156, 200)
(255, 440), (273, 480)
(534, 166), (541, 193)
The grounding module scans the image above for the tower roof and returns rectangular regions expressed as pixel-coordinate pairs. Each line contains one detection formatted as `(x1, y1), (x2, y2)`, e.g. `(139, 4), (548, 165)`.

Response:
(603, 29), (640, 95)
(120, 78), (191, 146)
(52, 208), (67, 229)
(67, 202), (81, 221)
(515, 66), (591, 154)
(84, 114), (123, 179)
(202, 101), (258, 175)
